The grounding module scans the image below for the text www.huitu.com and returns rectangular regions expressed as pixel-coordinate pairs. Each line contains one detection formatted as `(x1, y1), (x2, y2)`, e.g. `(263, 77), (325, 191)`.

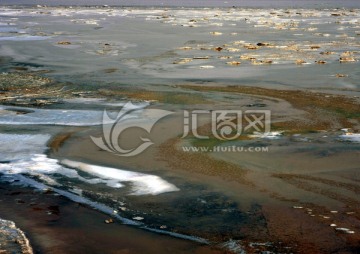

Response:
(181, 146), (269, 153)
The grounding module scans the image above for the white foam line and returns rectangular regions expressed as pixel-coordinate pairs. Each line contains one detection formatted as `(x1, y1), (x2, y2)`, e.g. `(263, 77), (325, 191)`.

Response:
(141, 227), (209, 244)
(10, 174), (140, 226)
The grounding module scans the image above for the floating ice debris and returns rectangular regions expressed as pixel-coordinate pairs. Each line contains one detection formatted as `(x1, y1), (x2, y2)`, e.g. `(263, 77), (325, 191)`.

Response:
(330, 211), (338, 214)
(320, 51), (336, 55)
(249, 242), (272, 248)
(220, 240), (246, 254)
(293, 206), (303, 209)
(57, 41), (71, 45)
(105, 218), (114, 224)
(338, 133), (360, 143)
(244, 44), (258, 50)
(341, 51), (354, 57)
(178, 46), (192, 50)
(335, 228), (355, 234)
(240, 55), (257, 61)
(307, 27), (318, 31)
(173, 58), (192, 64)
(210, 32), (222, 36)
(249, 131), (283, 139)
(199, 65), (215, 69)
(339, 57), (356, 62)
(70, 18), (99, 25)
(219, 56), (233, 59)
(341, 128), (351, 133)
(226, 48), (241, 52)
(226, 61), (241, 66)
(330, 224), (337, 227)
(335, 73), (348, 78)
(133, 217), (144, 221)
(193, 56), (210, 60)
(0, 218), (33, 254)
(84, 20), (99, 25)
(70, 188), (83, 196)
(160, 225), (167, 229)
(252, 60), (273, 65)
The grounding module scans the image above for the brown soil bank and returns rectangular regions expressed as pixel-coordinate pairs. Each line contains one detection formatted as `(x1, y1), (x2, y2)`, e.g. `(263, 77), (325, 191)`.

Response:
(180, 84), (360, 131)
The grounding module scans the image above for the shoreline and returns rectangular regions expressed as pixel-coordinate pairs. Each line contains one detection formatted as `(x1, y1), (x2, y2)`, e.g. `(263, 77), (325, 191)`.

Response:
(48, 83), (359, 252)
(1, 73), (359, 252)
(0, 72), (359, 252)
(0, 180), (223, 254)
(1, 4), (360, 252)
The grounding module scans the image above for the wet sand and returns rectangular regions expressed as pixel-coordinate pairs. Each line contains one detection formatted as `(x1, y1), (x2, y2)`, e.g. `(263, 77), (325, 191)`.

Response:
(0, 182), (224, 254)
(50, 84), (360, 253)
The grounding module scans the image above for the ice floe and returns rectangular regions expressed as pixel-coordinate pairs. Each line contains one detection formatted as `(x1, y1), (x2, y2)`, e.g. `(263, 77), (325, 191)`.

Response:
(249, 131), (283, 139)
(335, 227), (355, 234)
(199, 65), (215, 69)
(0, 218), (33, 254)
(61, 160), (180, 195)
(0, 103), (147, 126)
(0, 134), (179, 196)
(338, 133), (360, 143)
(220, 240), (246, 254)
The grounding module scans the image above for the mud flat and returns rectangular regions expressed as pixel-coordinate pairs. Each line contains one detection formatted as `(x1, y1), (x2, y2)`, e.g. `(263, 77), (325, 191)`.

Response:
(0, 182), (222, 254)
(0, 69), (359, 253)
(49, 84), (359, 253)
